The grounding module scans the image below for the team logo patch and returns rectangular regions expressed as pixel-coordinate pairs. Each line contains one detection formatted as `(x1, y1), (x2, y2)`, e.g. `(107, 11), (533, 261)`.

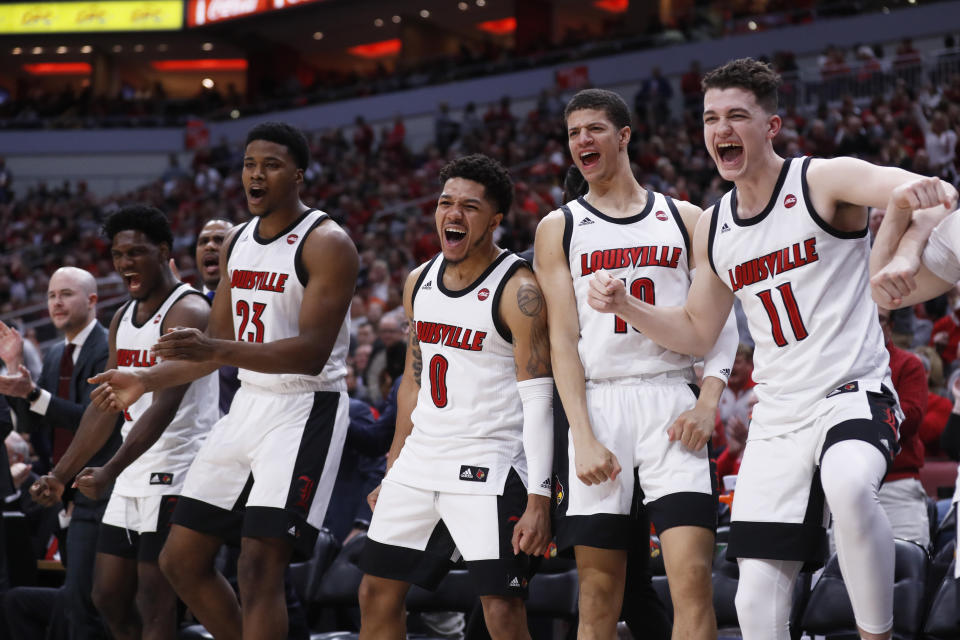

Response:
(826, 381), (859, 398)
(478, 288), (490, 301)
(655, 210), (668, 221)
(554, 477), (565, 507)
(508, 576), (528, 588)
(784, 194), (797, 209)
(153, 315), (162, 324)
(578, 217), (594, 226)
(293, 474), (315, 510)
(149, 472), (174, 485)
(422, 280), (433, 290)
(287, 525), (301, 539)
(721, 222), (731, 233)
(459, 465), (489, 482)
(286, 233), (298, 245)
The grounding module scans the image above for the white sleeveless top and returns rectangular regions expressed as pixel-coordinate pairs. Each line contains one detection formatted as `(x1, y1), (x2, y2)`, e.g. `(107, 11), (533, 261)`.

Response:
(708, 157), (890, 437)
(562, 192), (696, 382)
(226, 209), (349, 393)
(388, 251), (528, 495)
(114, 283), (218, 496)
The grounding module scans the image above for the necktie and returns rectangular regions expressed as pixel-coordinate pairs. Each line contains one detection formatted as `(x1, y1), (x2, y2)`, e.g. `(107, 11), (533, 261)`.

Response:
(52, 343), (76, 464)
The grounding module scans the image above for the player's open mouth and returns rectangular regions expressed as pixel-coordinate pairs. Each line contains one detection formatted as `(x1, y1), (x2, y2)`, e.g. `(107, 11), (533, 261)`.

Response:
(202, 253), (219, 275)
(717, 142), (743, 166)
(248, 186), (266, 203)
(444, 227), (466, 247)
(580, 151), (600, 168)
(123, 273), (142, 293)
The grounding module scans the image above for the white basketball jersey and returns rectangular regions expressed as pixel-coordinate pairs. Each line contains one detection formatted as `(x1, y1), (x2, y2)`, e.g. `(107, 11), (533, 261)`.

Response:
(564, 192), (696, 381)
(226, 209), (349, 393)
(114, 283), (218, 496)
(388, 251), (527, 495)
(709, 157), (890, 437)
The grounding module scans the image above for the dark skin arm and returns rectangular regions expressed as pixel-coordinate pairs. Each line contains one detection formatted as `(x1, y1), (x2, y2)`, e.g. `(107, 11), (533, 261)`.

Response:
(30, 308), (124, 506)
(75, 294), (210, 501)
(499, 267), (553, 557)
(89, 221), (360, 409)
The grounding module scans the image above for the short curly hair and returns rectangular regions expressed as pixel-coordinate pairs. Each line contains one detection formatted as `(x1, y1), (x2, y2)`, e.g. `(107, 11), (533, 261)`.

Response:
(439, 154), (514, 214)
(702, 57), (782, 114)
(102, 204), (173, 247)
(245, 121), (310, 170)
(564, 88), (631, 131)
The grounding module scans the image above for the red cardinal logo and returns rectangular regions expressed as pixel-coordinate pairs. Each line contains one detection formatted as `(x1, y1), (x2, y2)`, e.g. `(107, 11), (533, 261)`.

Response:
(478, 288), (490, 301)
(784, 194), (797, 208)
(286, 233), (298, 245)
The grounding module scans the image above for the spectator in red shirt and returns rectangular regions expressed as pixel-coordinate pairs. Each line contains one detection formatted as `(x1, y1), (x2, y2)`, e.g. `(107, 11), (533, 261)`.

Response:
(930, 285), (960, 367)
(914, 345), (952, 457)
(878, 308), (931, 547)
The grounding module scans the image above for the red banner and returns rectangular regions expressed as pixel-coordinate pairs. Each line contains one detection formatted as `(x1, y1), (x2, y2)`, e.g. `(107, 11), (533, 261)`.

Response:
(186, 0), (323, 27)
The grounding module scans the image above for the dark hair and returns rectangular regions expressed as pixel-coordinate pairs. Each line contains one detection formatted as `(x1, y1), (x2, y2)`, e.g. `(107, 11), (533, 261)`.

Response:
(245, 121), (310, 170)
(438, 154), (514, 214)
(563, 88), (631, 131)
(102, 205), (173, 247)
(562, 165), (588, 202)
(701, 57), (782, 114)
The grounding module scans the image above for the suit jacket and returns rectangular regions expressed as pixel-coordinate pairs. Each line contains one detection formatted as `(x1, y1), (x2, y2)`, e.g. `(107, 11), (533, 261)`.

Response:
(8, 321), (122, 506)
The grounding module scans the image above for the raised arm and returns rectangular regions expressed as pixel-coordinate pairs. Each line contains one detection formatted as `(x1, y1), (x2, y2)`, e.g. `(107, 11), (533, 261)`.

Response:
(76, 294), (210, 501)
(534, 211), (621, 486)
(870, 177), (959, 308)
(589, 211), (735, 357)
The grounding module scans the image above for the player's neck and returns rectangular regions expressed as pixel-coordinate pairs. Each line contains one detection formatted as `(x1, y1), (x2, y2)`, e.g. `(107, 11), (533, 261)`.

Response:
(443, 243), (500, 290)
(257, 201), (310, 238)
(583, 166), (646, 217)
(733, 152), (785, 218)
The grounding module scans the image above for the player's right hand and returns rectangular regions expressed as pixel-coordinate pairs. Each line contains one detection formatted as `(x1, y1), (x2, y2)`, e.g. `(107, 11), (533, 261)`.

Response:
(88, 369), (146, 411)
(30, 474), (65, 507)
(74, 467), (114, 501)
(587, 270), (627, 315)
(870, 253), (920, 308)
(0, 320), (25, 367)
(573, 437), (622, 485)
(367, 484), (382, 512)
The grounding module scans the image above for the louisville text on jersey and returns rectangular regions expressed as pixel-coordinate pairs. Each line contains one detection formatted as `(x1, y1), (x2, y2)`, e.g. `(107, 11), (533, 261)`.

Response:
(416, 321), (487, 351)
(579, 245), (682, 276)
(727, 237), (819, 292)
(116, 348), (157, 368)
(230, 269), (289, 293)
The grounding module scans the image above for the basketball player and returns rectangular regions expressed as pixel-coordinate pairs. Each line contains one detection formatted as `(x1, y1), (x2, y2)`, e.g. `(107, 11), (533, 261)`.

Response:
(586, 58), (956, 640)
(87, 121), (358, 640)
(534, 88), (738, 640)
(31, 205), (218, 640)
(357, 154), (554, 639)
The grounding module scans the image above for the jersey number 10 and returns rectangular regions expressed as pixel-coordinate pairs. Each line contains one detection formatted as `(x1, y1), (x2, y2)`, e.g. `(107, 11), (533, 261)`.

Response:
(614, 277), (655, 334)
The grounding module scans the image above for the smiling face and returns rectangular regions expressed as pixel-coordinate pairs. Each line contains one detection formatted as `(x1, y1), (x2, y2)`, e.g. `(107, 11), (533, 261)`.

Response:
(242, 139), (303, 218)
(435, 177), (502, 265)
(566, 107), (629, 183)
(111, 230), (168, 300)
(195, 219), (232, 290)
(703, 87), (781, 182)
(47, 269), (95, 335)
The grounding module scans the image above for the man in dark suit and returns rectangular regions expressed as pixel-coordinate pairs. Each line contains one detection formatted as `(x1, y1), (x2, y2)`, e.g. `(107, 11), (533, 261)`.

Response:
(0, 266), (121, 640)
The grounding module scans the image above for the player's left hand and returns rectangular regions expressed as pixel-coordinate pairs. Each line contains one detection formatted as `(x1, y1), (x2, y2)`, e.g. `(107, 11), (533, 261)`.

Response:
(668, 402), (715, 451)
(0, 365), (34, 399)
(587, 270), (626, 315)
(511, 495), (551, 556)
(153, 327), (216, 362)
(0, 321), (25, 368)
(870, 254), (920, 308)
(74, 466), (114, 501)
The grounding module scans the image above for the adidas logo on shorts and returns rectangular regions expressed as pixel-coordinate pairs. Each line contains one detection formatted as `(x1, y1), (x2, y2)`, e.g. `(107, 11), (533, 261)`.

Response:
(459, 465), (489, 482)
(422, 280), (433, 290)
(461, 468), (472, 479)
(578, 217), (595, 226)
(721, 223), (731, 233)
(509, 577), (521, 588)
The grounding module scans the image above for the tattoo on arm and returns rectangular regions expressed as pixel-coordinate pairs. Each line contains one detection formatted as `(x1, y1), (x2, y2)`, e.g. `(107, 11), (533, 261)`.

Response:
(410, 330), (423, 387)
(517, 283), (552, 377)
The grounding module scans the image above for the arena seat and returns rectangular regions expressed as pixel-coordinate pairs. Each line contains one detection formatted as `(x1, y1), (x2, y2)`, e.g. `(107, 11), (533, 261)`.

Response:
(289, 528), (341, 603)
(309, 533), (367, 640)
(712, 545), (739, 630)
(3, 512), (38, 587)
(923, 560), (960, 640)
(800, 539), (928, 639)
(406, 569), (475, 613)
(919, 460), (959, 499)
(526, 556), (579, 621)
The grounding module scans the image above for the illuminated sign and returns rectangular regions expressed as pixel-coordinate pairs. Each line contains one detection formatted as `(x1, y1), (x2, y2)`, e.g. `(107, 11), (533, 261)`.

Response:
(23, 62), (93, 74)
(347, 38), (401, 59)
(186, 0), (323, 27)
(0, 1), (183, 33)
(151, 58), (248, 70)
